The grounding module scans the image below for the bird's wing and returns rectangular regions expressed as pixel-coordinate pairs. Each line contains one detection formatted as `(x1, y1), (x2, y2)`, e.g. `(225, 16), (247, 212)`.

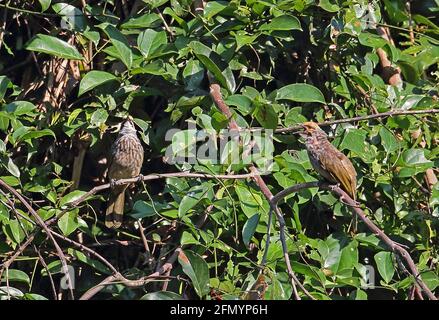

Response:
(321, 150), (357, 200)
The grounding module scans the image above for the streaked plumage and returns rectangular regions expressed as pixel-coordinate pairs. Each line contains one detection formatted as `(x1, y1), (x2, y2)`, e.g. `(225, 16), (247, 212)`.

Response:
(106, 119), (144, 228)
(300, 122), (357, 200)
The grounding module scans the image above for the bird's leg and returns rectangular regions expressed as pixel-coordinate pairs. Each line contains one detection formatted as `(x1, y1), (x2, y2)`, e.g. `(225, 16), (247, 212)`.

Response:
(329, 184), (361, 208)
(137, 173), (144, 183)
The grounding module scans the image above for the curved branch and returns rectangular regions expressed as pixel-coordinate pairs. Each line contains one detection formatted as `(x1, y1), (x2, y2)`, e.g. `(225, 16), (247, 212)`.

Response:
(210, 83), (314, 300)
(0, 179), (75, 299)
(65, 171), (258, 209)
(270, 181), (437, 300)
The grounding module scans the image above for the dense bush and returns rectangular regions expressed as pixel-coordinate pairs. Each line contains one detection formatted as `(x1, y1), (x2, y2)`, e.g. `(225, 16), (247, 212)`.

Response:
(0, 0), (437, 300)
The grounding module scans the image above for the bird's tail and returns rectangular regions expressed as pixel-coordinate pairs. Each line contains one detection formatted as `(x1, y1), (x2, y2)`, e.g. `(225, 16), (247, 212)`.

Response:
(105, 191), (125, 229)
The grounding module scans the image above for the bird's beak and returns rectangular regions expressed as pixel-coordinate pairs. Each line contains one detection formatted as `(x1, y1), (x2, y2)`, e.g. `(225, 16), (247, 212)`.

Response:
(296, 124), (308, 138)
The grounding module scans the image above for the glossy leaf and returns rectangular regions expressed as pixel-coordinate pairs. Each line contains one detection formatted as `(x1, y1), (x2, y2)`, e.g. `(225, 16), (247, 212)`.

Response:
(275, 84), (325, 104)
(78, 71), (118, 96)
(25, 34), (83, 60)
(178, 250), (210, 298)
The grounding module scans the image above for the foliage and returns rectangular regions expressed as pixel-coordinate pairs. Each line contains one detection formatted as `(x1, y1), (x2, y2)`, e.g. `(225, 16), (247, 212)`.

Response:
(0, 0), (438, 300)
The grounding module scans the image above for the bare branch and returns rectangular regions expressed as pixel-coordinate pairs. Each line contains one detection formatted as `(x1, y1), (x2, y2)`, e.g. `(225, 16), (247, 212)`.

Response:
(209, 83), (314, 300)
(0, 179), (75, 299)
(270, 181), (437, 301)
(273, 109), (439, 134)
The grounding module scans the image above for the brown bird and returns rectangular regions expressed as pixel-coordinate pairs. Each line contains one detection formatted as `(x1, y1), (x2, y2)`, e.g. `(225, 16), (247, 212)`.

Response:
(106, 119), (144, 228)
(299, 122), (357, 201)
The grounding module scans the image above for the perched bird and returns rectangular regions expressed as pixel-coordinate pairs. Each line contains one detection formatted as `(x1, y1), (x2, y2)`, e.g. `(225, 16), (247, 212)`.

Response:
(106, 119), (144, 228)
(299, 122), (357, 201)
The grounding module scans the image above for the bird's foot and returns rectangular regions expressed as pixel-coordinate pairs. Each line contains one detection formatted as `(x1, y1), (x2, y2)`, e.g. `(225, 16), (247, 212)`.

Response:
(329, 184), (361, 208)
(339, 196), (361, 208)
(110, 178), (117, 189)
(137, 174), (144, 183)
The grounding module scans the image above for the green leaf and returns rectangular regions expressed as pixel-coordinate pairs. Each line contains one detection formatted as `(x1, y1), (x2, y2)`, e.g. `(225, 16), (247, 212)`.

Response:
(351, 289), (368, 300)
(6, 158), (20, 177)
(235, 185), (266, 218)
(374, 251), (395, 283)
(340, 128), (378, 163)
(99, 23), (133, 69)
(190, 41), (235, 93)
(0, 76), (11, 100)
(57, 210), (79, 236)
(78, 71), (118, 96)
(178, 183), (214, 217)
(59, 190), (86, 207)
(259, 15), (302, 31)
(130, 200), (159, 218)
(0, 176), (20, 187)
(141, 291), (183, 300)
(6, 101), (36, 115)
(225, 94), (253, 116)
(52, 3), (87, 32)
(121, 13), (160, 29)
(203, 1), (228, 20)
(40, 260), (62, 276)
(255, 103), (279, 129)
(397, 148), (434, 177)
(183, 59), (205, 91)
(358, 32), (389, 48)
(23, 293), (48, 300)
(38, 0), (51, 12)
(90, 109), (108, 127)
(338, 240), (358, 276)
(146, 0), (169, 9)
(25, 34), (83, 60)
(0, 286), (23, 298)
(275, 84), (325, 104)
(421, 271), (439, 291)
(318, 0), (340, 12)
(242, 213), (259, 246)
(379, 127), (399, 153)
(137, 29), (167, 60)
(0, 203), (9, 223)
(19, 129), (56, 142)
(401, 149), (432, 166)
(178, 250), (210, 298)
(318, 237), (341, 272)
(4, 219), (25, 244)
(68, 248), (111, 274)
(1, 269), (30, 284)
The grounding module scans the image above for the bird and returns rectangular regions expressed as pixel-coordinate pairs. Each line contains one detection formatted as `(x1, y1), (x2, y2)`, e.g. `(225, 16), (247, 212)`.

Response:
(299, 121), (357, 201)
(106, 119), (144, 228)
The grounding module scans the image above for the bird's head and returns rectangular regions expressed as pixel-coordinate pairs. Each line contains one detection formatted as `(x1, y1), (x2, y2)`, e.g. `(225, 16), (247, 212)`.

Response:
(119, 117), (137, 135)
(298, 121), (324, 138)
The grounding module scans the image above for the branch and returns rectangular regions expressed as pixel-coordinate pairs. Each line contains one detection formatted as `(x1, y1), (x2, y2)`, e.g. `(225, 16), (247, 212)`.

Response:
(209, 83), (314, 300)
(65, 171), (258, 209)
(0, 179), (75, 299)
(273, 109), (439, 134)
(1, 170), (250, 299)
(78, 200), (215, 299)
(270, 181), (437, 300)
(376, 26), (402, 86)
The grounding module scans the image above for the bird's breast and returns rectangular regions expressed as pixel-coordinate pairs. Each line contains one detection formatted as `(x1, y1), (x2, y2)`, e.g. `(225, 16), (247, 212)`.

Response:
(109, 134), (144, 179)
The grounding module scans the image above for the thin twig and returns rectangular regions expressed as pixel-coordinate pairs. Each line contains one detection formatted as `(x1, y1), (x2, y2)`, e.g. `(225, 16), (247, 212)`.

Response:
(273, 109), (439, 133)
(0, 180), (75, 299)
(270, 181), (437, 300)
(209, 83), (312, 300)
(64, 172), (258, 210)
